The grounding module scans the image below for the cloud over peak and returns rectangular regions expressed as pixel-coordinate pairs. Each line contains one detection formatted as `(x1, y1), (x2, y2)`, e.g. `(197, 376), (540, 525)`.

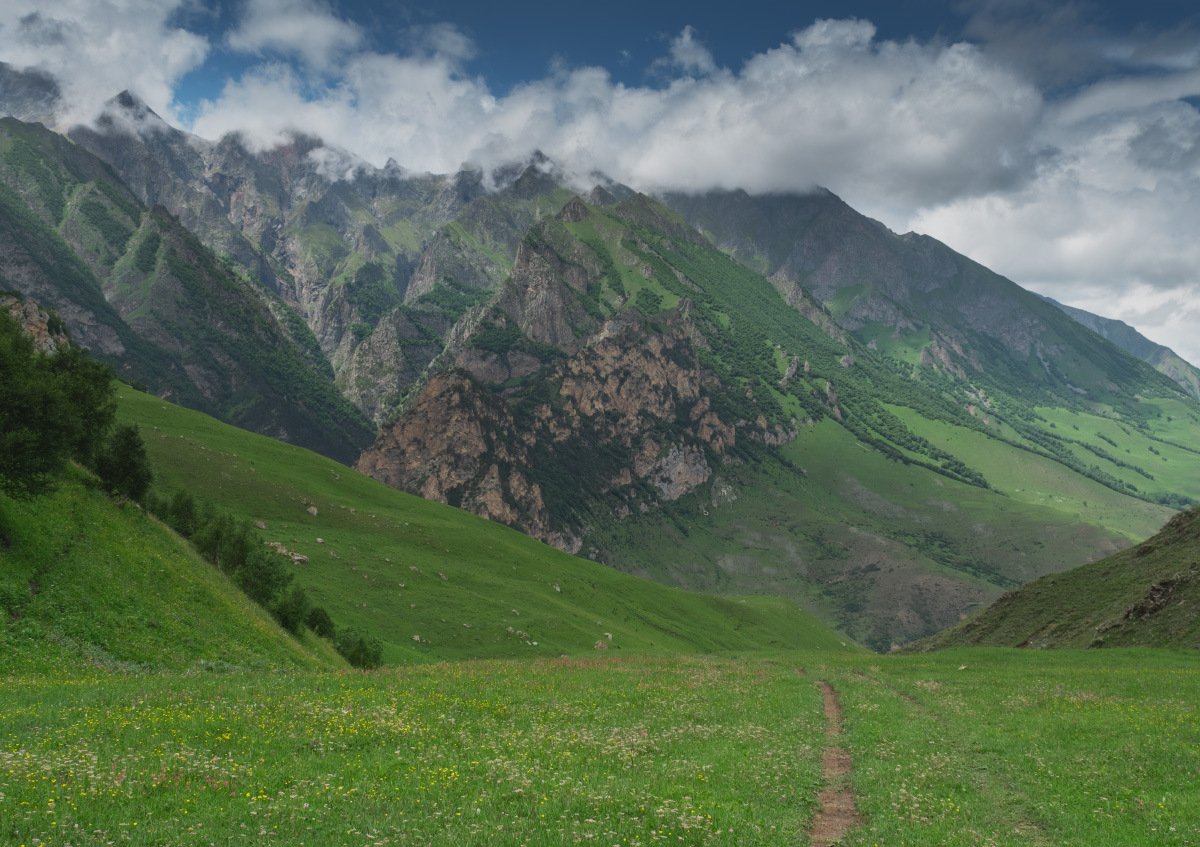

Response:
(2, 1), (1199, 362)
(0, 0), (207, 127)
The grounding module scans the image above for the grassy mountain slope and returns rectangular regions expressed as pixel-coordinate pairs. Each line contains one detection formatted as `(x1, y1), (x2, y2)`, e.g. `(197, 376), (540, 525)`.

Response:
(663, 190), (1198, 507)
(921, 508), (1200, 649)
(0, 473), (339, 675)
(117, 385), (854, 663)
(592, 416), (1170, 650)
(663, 188), (1184, 406)
(0, 122), (188, 393)
(0, 116), (373, 462)
(1048, 295), (1200, 401)
(358, 194), (1181, 649)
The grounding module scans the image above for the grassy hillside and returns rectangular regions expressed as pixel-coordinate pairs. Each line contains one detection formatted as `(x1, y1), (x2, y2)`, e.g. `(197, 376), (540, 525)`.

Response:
(593, 417), (1169, 650)
(117, 385), (854, 662)
(921, 508), (1200, 650)
(0, 473), (339, 676)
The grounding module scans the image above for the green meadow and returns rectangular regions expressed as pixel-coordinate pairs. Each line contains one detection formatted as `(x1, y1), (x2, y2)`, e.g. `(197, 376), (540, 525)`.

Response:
(2, 651), (1196, 846)
(825, 649), (1200, 847)
(1, 388), (1195, 847)
(0, 657), (825, 846)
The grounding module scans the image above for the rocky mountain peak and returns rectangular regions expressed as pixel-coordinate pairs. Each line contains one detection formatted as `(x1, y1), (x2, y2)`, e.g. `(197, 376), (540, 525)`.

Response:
(557, 196), (590, 223)
(97, 90), (174, 137)
(587, 185), (618, 206)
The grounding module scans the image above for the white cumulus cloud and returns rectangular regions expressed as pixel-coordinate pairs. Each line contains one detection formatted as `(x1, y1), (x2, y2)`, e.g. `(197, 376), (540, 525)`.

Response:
(909, 93), (1200, 363)
(191, 18), (1043, 214)
(225, 0), (362, 70)
(0, 0), (207, 126)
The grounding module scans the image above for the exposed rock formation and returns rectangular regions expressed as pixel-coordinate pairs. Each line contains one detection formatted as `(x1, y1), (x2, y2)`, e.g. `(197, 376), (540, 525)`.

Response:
(356, 207), (772, 551)
(1, 295), (71, 354)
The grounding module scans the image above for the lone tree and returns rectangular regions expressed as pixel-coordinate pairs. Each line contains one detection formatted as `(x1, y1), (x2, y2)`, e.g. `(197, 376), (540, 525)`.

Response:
(95, 424), (153, 502)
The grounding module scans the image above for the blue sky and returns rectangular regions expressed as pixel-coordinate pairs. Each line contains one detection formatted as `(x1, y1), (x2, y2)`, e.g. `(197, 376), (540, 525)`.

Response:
(163, 1), (1199, 95)
(167, 0), (967, 103)
(3, 0), (1200, 361)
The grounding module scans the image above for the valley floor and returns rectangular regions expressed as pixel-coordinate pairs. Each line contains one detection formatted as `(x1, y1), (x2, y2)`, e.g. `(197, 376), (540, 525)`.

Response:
(2, 650), (1197, 846)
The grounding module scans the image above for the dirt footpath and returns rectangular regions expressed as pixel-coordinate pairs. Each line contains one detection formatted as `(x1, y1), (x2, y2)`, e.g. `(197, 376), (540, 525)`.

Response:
(808, 681), (862, 846)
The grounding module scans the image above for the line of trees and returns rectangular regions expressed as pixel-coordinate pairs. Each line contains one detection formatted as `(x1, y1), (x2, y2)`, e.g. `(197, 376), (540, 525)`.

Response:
(0, 307), (151, 502)
(147, 490), (381, 668)
(1, 306), (381, 668)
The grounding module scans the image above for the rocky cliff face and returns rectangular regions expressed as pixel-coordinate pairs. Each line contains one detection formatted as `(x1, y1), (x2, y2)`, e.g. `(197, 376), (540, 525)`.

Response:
(69, 100), (576, 423)
(72, 107), (446, 367)
(357, 200), (795, 550)
(1, 295), (70, 354)
(357, 306), (743, 552)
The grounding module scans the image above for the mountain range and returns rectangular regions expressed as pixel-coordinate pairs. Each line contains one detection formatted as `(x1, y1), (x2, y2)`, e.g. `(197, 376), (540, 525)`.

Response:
(4, 87), (1200, 649)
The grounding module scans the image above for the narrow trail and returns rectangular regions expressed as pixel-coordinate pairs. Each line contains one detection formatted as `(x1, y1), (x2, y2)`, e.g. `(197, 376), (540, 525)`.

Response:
(808, 680), (862, 847)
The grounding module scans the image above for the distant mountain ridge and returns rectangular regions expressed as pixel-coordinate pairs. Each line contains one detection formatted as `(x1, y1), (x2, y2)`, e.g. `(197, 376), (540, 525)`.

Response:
(1043, 295), (1200, 401)
(662, 188), (1182, 409)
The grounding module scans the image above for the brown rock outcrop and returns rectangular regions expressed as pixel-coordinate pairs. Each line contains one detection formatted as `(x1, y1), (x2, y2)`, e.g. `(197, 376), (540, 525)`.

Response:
(1, 295), (70, 354)
(357, 305), (736, 551)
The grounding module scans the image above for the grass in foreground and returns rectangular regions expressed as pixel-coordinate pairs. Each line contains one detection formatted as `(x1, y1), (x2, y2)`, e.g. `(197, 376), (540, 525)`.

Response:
(824, 648), (1200, 846)
(1, 650), (1195, 846)
(0, 656), (822, 846)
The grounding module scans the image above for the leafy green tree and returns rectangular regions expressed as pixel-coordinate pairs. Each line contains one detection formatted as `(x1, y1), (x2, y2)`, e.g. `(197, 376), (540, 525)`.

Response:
(0, 308), (122, 499)
(307, 606), (336, 638)
(192, 508), (248, 573)
(95, 424), (153, 502)
(334, 628), (383, 669)
(235, 545), (292, 607)
(272, 584), (311, 634)
(166, 490), (198, 537)
(48, 346), (116, 467)
(0, 311), (77, 497)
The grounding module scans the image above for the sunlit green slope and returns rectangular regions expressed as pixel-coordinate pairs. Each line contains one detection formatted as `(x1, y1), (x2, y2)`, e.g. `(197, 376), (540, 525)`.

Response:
(117, 386), (854, 662)
(0, 473), (340, 675)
